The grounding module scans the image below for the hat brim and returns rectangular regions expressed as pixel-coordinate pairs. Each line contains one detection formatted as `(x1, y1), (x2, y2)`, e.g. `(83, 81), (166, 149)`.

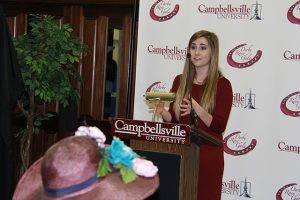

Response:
(13, 157), (159, 200)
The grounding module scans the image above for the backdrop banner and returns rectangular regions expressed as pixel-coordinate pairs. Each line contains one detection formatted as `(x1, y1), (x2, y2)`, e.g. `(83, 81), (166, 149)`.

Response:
(133, 0), (300, 199)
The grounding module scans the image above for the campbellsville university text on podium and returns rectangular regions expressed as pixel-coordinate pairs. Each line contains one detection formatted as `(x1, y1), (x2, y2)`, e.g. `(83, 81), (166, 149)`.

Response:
(111, 118), (190, 145)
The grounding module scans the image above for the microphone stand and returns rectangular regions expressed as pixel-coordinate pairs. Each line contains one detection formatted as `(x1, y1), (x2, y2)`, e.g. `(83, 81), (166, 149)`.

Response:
(188, 95), (204, 145)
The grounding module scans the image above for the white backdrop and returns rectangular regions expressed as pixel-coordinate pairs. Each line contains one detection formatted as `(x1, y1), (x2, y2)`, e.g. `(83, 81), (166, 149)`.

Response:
(133, 0), (300, 199)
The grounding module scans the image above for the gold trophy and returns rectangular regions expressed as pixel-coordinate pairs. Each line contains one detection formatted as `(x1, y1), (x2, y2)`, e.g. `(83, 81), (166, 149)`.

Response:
(144, 92), (176, 121)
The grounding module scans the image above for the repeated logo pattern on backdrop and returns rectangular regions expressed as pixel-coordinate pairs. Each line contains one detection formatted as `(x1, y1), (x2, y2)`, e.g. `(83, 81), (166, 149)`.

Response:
(133, 0), (300, 199)
(280, 92), (300, 117)
(227, 44), (262, 69)
(223, 131), (257, 156)
(276, 183), (300, 200)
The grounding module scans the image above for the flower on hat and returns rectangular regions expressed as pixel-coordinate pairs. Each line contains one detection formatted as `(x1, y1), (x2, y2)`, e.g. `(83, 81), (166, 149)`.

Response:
(98, 137), (137, 184)
(75, 126), (106, 148)
(98, 137), (158, 183)
(132, 158), (158, 178)
(105, 137), (136, 168)
(75, 126), (158, 184)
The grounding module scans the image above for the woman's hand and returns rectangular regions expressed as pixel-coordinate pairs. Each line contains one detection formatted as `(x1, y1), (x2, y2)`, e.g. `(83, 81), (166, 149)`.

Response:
(180, 98), (191, 116)
(148, 101), (172, 122)
(182, 98), (213, 128)
(180, 98), (200, 116)
(148, 102), (165, 115)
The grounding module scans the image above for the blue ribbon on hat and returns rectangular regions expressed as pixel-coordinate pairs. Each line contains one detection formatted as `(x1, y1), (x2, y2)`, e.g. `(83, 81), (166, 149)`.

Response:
(44, 175), (98, 197)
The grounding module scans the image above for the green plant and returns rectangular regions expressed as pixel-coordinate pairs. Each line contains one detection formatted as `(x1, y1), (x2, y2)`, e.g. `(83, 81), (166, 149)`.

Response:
(13, 14), (88, 176)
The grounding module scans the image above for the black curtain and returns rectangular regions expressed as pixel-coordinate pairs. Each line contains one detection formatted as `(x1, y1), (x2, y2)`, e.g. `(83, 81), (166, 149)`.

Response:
(0, 6), (24, 200)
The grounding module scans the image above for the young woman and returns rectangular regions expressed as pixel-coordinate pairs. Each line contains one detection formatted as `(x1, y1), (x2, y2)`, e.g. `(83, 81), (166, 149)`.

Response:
(157, 30), (233, 199)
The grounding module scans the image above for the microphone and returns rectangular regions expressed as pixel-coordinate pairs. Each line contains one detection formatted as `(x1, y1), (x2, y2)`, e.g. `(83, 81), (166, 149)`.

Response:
(186, 52), (191, 59)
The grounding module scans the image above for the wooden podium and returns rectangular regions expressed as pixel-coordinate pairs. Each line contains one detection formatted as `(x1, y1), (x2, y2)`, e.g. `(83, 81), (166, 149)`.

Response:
(110, 118), (222, 200)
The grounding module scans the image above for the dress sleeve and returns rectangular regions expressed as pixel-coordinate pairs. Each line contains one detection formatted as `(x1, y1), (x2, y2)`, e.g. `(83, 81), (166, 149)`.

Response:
(209, 78), (233, 134)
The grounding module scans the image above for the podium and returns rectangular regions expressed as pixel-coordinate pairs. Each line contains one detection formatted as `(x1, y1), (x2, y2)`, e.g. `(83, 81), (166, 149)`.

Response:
(110, 118), (222, 200)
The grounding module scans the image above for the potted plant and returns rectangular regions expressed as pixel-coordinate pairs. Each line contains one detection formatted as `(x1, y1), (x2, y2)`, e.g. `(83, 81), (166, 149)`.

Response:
(13, 14), (88, 176)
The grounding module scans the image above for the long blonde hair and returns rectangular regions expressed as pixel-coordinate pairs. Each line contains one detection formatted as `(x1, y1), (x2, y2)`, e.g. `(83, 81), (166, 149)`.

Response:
(174, 30), (222, 120)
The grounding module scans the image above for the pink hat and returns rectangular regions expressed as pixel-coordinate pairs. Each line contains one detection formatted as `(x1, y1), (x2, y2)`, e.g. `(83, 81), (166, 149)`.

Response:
(13, 136), (159, 200)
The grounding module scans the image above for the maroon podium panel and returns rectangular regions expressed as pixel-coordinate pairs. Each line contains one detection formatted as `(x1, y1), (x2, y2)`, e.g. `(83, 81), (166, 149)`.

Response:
(111, 118), (190, 145)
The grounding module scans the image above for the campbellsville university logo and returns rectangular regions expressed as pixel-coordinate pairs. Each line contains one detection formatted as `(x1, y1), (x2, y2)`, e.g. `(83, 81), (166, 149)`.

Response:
(224, 131), (257, 156)
(111, 118), (190, 145)
(276, 183), (300, 200)
(227, 44), (262, 68)
(233, 89), (257, 109)
(147, 44), (187, 61)
(280, 91), (300, 117)
(222, 177), (252, 197)
(287, 1), (300, 24)
(150, 0), (179, 22)
(198, 1), (262, 20)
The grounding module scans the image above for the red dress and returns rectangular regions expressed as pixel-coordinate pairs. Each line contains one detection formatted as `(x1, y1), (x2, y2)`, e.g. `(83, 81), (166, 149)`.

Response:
(168, 75), (233, 200)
